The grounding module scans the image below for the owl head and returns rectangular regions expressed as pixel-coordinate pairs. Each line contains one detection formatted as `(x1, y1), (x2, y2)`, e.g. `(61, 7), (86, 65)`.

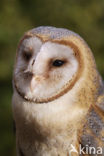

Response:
(13, 26), (102, 104)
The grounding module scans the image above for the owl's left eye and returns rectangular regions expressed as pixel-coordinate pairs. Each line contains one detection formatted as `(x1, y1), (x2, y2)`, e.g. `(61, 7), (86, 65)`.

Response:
(22, 51), (32, 61)
(52, 59), (65, 67)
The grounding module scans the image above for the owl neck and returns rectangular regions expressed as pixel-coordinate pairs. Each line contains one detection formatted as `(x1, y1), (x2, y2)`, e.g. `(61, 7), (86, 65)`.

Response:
(13, 91), (88, 155)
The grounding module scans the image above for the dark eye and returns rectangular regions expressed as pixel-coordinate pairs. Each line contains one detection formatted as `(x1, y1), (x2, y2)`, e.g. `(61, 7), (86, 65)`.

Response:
(22, 51), (32, 61)
(52, 59), (65, 67)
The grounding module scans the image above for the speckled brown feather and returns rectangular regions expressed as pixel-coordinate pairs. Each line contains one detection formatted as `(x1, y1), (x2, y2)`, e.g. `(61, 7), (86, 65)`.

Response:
(80, 95), (104, 156)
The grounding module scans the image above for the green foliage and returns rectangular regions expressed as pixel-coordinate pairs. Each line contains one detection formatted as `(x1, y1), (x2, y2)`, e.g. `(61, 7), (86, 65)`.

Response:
(0, 0), (104, 155)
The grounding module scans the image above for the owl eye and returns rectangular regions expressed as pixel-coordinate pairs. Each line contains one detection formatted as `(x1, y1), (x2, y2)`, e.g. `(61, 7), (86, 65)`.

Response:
(52, 59), (65, 67)
(22, 51), (32, 61)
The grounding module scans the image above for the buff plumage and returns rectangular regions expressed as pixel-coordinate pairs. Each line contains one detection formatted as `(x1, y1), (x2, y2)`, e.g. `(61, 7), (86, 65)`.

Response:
(12, 26), (104, 156)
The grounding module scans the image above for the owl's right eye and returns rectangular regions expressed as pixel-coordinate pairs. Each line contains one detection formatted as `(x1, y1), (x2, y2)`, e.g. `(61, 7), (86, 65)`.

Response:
(22, 51), (32, 61)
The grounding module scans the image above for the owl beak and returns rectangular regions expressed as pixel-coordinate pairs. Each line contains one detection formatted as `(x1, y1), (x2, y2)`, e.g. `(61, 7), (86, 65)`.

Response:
(30, 75), (45, 92)
(34, 75), (46, 81)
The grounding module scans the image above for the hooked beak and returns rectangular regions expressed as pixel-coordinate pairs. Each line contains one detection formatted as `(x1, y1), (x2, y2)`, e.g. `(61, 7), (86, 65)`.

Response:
(30, 75), (45, 92)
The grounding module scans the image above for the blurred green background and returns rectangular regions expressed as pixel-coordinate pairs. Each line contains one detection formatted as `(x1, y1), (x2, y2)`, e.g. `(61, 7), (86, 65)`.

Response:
(0, 0), (104, 155)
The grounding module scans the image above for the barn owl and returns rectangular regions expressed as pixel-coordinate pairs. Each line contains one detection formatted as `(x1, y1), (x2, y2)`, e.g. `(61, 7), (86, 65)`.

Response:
(12, 26), (104, 156)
